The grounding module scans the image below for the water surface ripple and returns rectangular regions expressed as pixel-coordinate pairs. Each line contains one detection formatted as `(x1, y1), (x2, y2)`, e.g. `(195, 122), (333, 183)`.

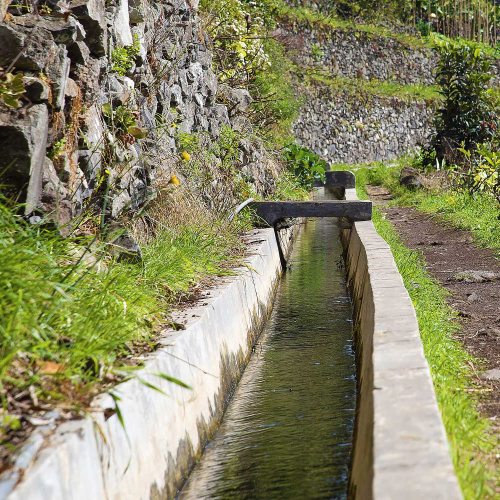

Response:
(178, 213), (356, 499)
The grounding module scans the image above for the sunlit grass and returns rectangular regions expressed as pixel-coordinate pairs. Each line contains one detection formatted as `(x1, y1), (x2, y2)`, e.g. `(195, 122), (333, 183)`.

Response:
(308, 73), (441, 102)
(348, 160), (500, 255)
(370, 208), (497, 498)
(0, 195), (248, 438)
(276, 4), (427, 49)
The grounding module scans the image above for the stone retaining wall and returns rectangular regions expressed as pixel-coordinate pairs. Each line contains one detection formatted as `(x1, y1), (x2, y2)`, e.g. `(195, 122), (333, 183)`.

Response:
(0, 0), (274, 230)
(293, 82), (436, 165)
(275, 15), (439, 164)
(279, 12), (500, 165)
(276, 20), (436, 86)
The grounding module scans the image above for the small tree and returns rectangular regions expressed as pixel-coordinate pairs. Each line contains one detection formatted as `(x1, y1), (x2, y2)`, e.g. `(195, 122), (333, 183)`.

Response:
(432, 34), (498, 162)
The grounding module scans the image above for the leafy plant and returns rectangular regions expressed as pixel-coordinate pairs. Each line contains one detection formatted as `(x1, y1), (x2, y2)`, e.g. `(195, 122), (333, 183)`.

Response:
(453, 143), (500, 198)
(416, 19), (432, 37)
(250, 38), (301, 145)
(101, 103), (147, 140)
(111, 34), (141, 76)
(200, 1), (300, 146)
(200, 0), (271, 86)
(283, 143), (327, 188)
(175, 131), (200, 153)
(209, 125), (240, 171)
(428, 35), (499, 165)
(0, 71), (24, 108)
(48, 137), (67, 159)
(310, 42), (325, 63)
(174, 127), (250, 211)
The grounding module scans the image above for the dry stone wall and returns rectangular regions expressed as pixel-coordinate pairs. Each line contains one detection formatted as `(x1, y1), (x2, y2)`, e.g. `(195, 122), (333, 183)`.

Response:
(276, 17), (437, 163)
(294, 83), (436, 164)
(276, 20), (437, 86)
(277, 12), (500, 164)
(0, 0), (274, 230)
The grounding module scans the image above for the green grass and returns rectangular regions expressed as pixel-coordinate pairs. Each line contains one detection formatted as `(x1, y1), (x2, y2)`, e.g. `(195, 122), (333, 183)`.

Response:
(307, 73), (441, 102)
(253, 38), (302, 149)
(276, 3), (500, 61)
(275, 4), (427, 49)
(351, 161), (500, 255)
(344, 162), (500, 497)
(0, 198), (248, 439)
(370, 207), (497, 498)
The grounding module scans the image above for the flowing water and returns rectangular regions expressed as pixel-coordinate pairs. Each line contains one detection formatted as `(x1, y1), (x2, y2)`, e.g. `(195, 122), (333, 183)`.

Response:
(178, 204), (356, 499)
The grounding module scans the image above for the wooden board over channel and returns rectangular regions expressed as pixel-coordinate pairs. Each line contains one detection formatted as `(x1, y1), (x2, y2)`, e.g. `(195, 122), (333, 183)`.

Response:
(250, 200), (372, 227)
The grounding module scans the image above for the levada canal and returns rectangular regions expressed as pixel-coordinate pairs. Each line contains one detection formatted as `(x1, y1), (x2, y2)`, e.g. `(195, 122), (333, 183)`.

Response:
(178, 199), (356, 499)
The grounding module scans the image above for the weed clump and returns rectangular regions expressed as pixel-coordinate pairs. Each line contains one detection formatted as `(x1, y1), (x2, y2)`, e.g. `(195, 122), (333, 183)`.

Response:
(111, 34), (141, 76)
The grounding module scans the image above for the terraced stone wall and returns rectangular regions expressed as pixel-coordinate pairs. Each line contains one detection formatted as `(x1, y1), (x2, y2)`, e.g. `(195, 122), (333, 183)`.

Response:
(293, 83), (436, 164)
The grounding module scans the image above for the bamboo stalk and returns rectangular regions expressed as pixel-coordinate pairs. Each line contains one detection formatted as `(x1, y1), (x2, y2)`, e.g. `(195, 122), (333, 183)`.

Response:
(486, 1), (488, 44)
(478, 0), (481, 44)
(492, 3), (496, 47)
(470, 0), (474, 40)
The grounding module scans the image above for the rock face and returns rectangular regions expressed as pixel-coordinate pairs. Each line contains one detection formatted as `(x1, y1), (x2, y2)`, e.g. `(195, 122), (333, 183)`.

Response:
(0, 0), (273, 225)
(293, 81), (435, 164)
(0, 104), (49, 212)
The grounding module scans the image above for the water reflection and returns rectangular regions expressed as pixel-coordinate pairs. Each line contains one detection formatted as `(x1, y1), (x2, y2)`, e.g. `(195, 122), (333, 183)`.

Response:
(178, 209), (355, 499)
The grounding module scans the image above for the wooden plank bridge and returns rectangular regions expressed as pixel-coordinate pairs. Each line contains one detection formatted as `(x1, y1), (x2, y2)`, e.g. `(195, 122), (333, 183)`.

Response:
(250, 171), (372, 227)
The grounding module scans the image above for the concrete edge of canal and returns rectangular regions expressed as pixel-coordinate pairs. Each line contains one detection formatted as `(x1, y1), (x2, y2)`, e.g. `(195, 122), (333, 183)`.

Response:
(1, 226), (299, 500)
(342, 187), (463, 500)
(2, 183), (464, 500)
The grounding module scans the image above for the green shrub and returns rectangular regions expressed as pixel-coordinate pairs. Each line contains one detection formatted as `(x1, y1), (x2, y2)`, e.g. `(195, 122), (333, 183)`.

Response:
(452, 143), (500, 198)
(416, 19), (432, 37)
(0, 72), (24, 108)
(252, 39), (301, 145)
(431, 34), (498, 161)
(101, 103), (147, 140)
(283, 143), (327, 188)
(200, 0), (271, 86)
(200, 0), (300, 144)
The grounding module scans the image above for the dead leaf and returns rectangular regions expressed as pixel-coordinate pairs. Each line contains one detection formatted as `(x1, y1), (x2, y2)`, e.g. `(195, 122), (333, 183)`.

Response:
(39, 361), (65, 375)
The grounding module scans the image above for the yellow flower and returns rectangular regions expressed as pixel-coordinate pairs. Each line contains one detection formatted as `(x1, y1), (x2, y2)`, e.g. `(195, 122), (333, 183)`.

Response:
(172, 123), (177, 128)
(181, 151), (191, 161)
(169, 174), (180, 186)
(105, 169), (111, 174)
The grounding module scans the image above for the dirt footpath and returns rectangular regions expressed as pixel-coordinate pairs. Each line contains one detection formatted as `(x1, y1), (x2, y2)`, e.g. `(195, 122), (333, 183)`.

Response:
(366, 185), (500, 422)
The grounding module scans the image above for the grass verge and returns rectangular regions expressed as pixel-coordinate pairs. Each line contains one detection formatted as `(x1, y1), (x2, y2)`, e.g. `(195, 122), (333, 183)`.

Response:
(275, 4), (427, 49)
(307, 73), (440, 102)
(354, 161), (500, 255)
(344, 163), (500, 497)
(0, 190), (249, 446)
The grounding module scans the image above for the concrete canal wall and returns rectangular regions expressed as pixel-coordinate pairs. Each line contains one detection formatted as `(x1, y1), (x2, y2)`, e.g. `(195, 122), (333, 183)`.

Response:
(1, 185), (464, 500)
(1, 226), (298, 500)
(341, 187), (462, 499)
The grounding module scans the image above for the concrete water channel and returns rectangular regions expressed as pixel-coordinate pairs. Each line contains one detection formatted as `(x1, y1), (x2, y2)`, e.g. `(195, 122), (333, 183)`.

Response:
(178, 190), (356, 499)
(1, 174), (463, 500)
